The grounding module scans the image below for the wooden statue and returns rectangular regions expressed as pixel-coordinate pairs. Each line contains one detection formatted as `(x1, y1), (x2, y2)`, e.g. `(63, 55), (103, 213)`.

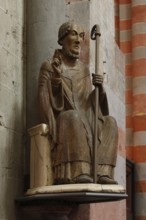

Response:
(38, 22), (118, 185)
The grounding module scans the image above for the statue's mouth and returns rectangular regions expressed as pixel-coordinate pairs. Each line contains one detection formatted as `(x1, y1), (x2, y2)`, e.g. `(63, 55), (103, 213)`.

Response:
(74, 45), (80, 49)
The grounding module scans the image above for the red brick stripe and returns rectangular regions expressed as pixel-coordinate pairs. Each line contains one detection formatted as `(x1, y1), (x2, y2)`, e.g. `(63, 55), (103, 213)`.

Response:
(132, 34), (146, 48)
(133, 59), (146, 76)
(119, 0), (131, 4)
(126, 90), (133, 105)
(133, 94), (146, 114)
(126, 115), (133, 128)
(133, 146), (146, 163)
(132, 6), (146, 24)
(120, 41), (131, 53)
(115, 16), (120, 28)
(115, 0), (119, 4)
(133, 116), (146, 131)
(120, 20), (131, 30)
(135, 180), (146, 192)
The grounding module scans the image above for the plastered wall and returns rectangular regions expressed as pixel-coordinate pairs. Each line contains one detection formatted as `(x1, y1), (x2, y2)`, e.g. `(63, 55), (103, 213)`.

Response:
(0, 1), (25, 220)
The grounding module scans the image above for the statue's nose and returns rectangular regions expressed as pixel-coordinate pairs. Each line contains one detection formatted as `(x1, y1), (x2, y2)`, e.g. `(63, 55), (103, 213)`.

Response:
(76, 35), (81, 43)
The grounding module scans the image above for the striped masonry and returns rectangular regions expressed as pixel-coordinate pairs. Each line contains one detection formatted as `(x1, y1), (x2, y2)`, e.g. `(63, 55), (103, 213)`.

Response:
(135, 193), (146, 216)
(135, 163), (146, 182)
(126, 128), (133, 159)
(135, 180), (146, 192)
(118, 1), (133, 161)
(135, 163), (146, 219)
(135, 165), (146, 220)
(116, 0), (146, 218)
(133, 59), (146, 77)
(133, 115), (146, 131)
(132, 1), (146, 219)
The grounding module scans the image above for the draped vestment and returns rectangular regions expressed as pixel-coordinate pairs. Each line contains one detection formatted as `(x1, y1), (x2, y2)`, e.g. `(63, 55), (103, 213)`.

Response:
(38, 50), (118, 183)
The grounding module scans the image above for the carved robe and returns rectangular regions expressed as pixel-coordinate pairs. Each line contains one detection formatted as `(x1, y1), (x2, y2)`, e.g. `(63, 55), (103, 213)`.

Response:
(38, 49), (118, 183)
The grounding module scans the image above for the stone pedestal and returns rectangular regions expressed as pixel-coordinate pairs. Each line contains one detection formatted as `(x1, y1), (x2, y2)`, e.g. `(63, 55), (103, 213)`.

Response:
(16, 185), (127, 220)
(25, 123), (126, 220)
(28, 124), (53, 188)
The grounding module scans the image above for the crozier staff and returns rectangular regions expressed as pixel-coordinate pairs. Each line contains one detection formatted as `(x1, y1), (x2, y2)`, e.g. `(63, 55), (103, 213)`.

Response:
(38, 21), (118, 185)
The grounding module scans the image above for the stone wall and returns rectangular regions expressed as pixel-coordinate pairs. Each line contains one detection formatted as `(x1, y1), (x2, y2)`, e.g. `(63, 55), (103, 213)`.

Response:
(0, 0), (25, 220)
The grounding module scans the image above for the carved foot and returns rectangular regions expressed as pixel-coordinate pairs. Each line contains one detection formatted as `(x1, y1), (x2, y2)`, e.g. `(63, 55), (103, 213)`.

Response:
(73, 174), (93, 183)
(97, 175), (118, 184)
(54, 175), (93, 185)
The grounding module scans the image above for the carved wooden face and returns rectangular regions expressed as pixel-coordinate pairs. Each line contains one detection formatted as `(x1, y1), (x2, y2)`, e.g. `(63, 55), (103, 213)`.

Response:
(62, 24), (84, 58)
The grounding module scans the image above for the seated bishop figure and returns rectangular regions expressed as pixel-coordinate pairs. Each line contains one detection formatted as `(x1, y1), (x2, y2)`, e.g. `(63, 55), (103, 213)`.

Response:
(38, 21), (118, 185)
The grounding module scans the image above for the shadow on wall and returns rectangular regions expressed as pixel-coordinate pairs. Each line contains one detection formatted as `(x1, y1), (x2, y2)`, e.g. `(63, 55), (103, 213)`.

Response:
(1, 101), (24, 220)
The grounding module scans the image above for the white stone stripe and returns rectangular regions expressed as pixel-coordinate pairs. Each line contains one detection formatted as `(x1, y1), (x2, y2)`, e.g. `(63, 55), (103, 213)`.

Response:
(125, 53), (132, 65)
(132, 0), (146, 6)
(133, 76), (146, 95)
(120, 4), (131, 20)
(133, 47), (146, 60)
(135, 163), (146, 181)
(126, 128), (133, 146)
(115, 3), (119, 16)
(132, 22), (146, 35)
(134, 131), (146, 146)
(135, 193), (146, 216)
(120, 30), (131, 41)
(126, 76), (132, 90)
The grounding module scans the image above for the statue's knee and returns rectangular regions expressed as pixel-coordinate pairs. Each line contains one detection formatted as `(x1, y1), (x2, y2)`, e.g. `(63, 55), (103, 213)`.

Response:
(58, 110), (79, 122)
(105, 116), (117, 126)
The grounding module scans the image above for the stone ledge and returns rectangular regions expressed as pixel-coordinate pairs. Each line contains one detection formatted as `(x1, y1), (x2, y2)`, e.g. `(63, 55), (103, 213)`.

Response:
(15, 184), (127, 207)
(25, 183), (125, 196)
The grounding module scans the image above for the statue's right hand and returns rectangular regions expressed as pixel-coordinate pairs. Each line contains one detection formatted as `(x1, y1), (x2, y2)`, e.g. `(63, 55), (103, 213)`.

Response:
(51, 56), (62, 78)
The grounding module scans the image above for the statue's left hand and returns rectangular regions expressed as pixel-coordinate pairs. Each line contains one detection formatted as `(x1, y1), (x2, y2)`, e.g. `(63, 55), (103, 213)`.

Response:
(51, 56), (63, 78)
(92, 73), (103, 87)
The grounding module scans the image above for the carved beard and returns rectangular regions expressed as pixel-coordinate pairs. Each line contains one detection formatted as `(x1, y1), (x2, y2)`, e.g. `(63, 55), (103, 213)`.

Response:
(64, 49), (79, 59)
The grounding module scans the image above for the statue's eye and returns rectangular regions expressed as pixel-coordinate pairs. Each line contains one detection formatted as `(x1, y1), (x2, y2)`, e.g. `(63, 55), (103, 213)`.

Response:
(79, 33), (85, 39)
(70, 31), (77, 36)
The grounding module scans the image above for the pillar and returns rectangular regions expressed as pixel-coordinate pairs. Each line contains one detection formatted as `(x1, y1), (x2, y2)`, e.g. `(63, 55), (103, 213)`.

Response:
(118, 0), (133, 159)
(26, 0), (66, 129)
(132, 1), (146, 219)
(25, 0), (66, 183)
(26, 0), (91, 219)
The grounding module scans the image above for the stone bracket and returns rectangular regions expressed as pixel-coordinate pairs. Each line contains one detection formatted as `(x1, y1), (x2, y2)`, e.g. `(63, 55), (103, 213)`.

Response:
(15, 191), (127, 207)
